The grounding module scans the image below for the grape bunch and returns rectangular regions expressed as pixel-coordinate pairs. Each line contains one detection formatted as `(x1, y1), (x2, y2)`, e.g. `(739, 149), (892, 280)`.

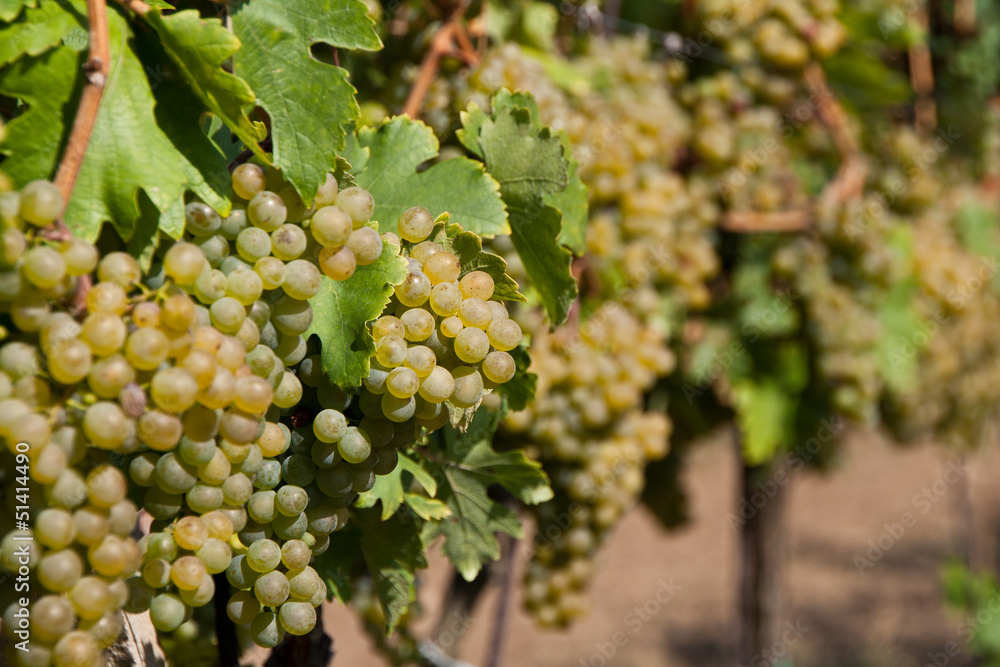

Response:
(501, 308), (673, 627)
(358, 208), (522, 432)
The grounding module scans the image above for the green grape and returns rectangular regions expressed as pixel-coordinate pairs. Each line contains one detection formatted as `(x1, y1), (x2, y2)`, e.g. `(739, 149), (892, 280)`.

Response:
(248, 191), (288, 231)
(487, 318), (522, 351)
(232, 375), (273, 414)
(149, 593), (186, 632)
(286, 566), (323, 602)
(254, 570), (290, 607)
(31, 595), (76, 643)
(179, 573), (215, 607)
(73, 506), (110, 547)
(335, 186), (374, 225)
(153, 453), (198, 495)
(454, 327), (490, 363)
(429, 281), (463, 316)
(273, 371), (303, 409)
(219, 209), (249, 241)
(37, 549), (84, 593)
(280, 540), (311, 570)
(483, 350), (516, 383)
(278, 601), (317, 636)
(254, 459), (282, 490)
(19, 180), (63, 226)
(315, 465), (353, 497)
(124, 327), (170, 371)
(281, 454), (317, 486)
(380, 393), (415, 423)
(232, 163), (267, 200)
(271, 223), (308, 260)
(313, 409), (347, 443)
(386, 367), (420, 398)
(209, 296), (247, 334)
(246, 538), (281, 573)
(459, 270), (495, 300)
(346, 227), (383, 266)
(424, 250), (462, 285)
(185, 201), (222, 236)
(36, 508), (76, 549)
(143, 486), (183, 519)
(149, 367), (199, 414)
(24, 246), (67, 289)
(310, 206), (353, 247)
(143, 559), (172, 588)
(418, 366), (455, 403)
(171, 555), (207, 591)
(270, 297), (313, 336)
(55, 239), (97, 278)
(318, 245), (356, 280)
(248, 490), (277, 523)
(195, 234), (230, 268)
(255, 256), (286, 289)
(52, 631), (100, 667)
(439, 316), (463, 338)
(272, 510), (308, 540)
(236, 226), (272, 262)
(399, 308), (434, 342)
(250, 611), (285, 648)
(108, 500), (138, 536)
(458, 298), (492, 329)
(397, 206), (434, 243)
(82, 401), (131, 451)
(276, 485), (309, 516)
(85, 464), (127, 509)
(163, 242), (207, 285)
(69, 576), (112, 621)
(225, 554), (259, 590)
(450, 366), (484, 408)
(226, 267), (264, 306)
(375, 335), (407, 367)
(282, 259), (322, 300)
(97, 252), (142, 288)
(395, 271), (432, 307)
(227, 590), (261, 624)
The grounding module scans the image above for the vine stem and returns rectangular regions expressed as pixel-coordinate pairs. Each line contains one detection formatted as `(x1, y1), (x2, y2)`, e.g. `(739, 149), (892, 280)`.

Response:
(485, 509), (518, 667)
(402, 1), (478, 118)
(51, 0), (111, 236)
(115, 0), (151, 16)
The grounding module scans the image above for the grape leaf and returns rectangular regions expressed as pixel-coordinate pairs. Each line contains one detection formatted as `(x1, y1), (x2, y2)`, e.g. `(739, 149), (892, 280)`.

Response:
(345, 117), (509, 238)
(496, 346), (536, 411)
(480, 89), (588, 254)
(355, 507), (427, 633)
(0, 0), (83, 68)
(356, 453), (450, 521)
(0, 11), (225, 240)
(732, 378), (795, 465)
(428, 221), (524, 303)
(459, 96), (579, 323)
(232, 0), (380, 204)
(0, 46), (76, 184)
(305, 242), (408, 389)
(0, 0), (34, 22)
(143, 9), (267, 162)
(422, 409), (552, 580)
(316, 524), (361, 604)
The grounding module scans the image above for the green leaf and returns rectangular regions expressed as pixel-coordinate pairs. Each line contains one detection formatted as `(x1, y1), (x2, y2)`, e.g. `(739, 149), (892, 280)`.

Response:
(355, 464), (404, 519)
(824, 49), (913, 110)
(732, 378), (795, 465)
(0, 0), (34, 22)
(550, 156), (588, 255)
(316, 523), (362, 604)
(403, 493), (450, 521)
(459, 96), (578, 323)
(347, 117), (509, 237)
(143, 9), (267, 162)
(957, 201), (999, 258)
(422, 409), (552, 580)
(305, 242), (408, 388)
(429, 222), (524, 303)
(876, 278), (922, 393)
(496, 345), (536, 412)
(232, 0), (380, 204)
(0, 11), (224, 240)
(0, 0), (83, 68)
(356, 507), (427, 633)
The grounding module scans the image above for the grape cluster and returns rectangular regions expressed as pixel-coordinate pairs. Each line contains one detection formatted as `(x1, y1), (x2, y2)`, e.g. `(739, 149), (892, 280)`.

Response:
(359, 209), (522, 432)
(0, 181), (143, 667)
(501, 309), (673, 627)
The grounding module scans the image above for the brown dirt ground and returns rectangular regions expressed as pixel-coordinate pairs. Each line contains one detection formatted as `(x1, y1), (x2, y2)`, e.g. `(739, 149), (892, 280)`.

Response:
(317, 428), (1000, 667)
